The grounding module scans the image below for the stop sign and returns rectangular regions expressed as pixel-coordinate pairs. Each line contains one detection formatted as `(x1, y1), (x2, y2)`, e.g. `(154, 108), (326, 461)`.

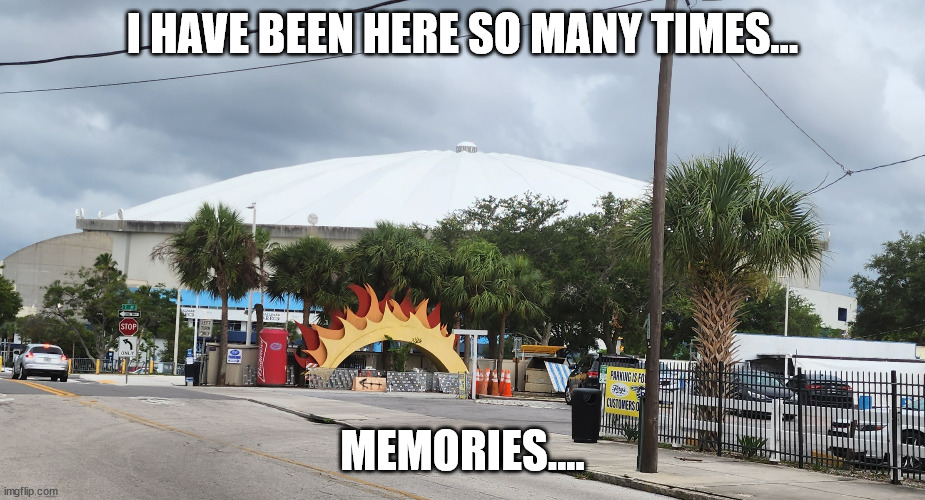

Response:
(119, 318), (139, 336)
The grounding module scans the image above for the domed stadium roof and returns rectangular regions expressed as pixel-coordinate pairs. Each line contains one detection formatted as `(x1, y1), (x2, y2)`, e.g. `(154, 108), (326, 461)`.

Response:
(113, 143), (650, 227)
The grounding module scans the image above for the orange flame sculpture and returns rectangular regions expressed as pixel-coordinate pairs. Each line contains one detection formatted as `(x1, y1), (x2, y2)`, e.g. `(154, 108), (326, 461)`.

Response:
(293, 284), (467, 373)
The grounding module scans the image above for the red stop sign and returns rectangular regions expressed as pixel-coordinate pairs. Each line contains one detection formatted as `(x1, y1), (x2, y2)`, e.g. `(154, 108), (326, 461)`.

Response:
(119, 318), (139, 336)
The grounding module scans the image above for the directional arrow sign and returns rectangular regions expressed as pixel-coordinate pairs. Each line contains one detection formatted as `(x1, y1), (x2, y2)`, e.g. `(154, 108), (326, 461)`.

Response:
(118, 310), (140, 318)
(119, 318), (139, 336)
(118, 336), (137, 357)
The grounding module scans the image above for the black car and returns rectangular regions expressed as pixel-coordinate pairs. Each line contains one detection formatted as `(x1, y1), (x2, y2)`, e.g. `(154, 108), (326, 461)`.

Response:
(727, 370), (796, 419)
(786, 372), (854, 408)
(565, 354), (640, 404)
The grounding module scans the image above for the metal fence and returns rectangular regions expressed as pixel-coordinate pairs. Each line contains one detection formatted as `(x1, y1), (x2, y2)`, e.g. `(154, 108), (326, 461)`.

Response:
(599, 363), (925, 483)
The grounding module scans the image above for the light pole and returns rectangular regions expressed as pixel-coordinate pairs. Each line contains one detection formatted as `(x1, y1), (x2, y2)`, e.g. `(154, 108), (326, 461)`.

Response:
(246, 202), (256, 346)
(780, 276), (790, 383)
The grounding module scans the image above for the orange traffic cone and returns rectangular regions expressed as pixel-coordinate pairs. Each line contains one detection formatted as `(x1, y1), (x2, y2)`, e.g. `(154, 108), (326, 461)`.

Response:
(490, 370), (500, 395)
(502, 370), (513, 397)
(477, 369), (488, 395)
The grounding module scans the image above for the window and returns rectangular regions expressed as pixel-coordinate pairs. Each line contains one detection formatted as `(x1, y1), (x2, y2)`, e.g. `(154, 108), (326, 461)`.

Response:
(837, 307), (848, 322)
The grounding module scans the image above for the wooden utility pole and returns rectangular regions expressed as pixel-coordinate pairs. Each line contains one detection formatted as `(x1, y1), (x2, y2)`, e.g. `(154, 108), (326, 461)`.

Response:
(640, 0), (677, 474)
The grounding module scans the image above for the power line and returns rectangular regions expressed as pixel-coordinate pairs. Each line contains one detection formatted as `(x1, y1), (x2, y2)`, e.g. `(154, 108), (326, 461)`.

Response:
(0, 0), (655, 96)
(0, 0), (409, 67)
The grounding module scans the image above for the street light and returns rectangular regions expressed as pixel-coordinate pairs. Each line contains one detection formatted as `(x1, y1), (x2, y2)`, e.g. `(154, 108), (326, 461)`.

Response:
(780, 276), (790, 383)
(245, 202), (256, 346)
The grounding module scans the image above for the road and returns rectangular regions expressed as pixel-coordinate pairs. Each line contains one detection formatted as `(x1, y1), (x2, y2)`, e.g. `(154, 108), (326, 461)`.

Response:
(1, 374), (669, 499)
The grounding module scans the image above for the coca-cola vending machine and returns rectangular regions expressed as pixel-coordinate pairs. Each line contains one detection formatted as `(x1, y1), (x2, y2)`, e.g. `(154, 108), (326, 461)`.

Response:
(257, 328), (288, 386)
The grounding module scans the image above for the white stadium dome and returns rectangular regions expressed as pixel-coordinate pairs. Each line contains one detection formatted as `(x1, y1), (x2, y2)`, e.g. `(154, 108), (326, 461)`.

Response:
(111, 143), (650, 227)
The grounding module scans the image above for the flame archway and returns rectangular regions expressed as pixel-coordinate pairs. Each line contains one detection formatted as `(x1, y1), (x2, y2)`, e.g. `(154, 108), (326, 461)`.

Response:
(294, 284), (467, 373)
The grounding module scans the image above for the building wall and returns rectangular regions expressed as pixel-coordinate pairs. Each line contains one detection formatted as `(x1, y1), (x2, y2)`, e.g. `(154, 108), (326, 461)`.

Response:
(789, 287), (857, 333)
(1, 232), (113, 314)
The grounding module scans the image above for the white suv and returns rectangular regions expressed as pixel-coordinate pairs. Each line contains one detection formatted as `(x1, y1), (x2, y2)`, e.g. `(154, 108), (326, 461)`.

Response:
(12, 344), (69, 382)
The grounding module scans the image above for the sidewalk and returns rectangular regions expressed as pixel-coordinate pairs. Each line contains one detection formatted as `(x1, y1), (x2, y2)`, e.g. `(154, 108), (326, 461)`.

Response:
(74, 373), (188, 386)
(191, 386), (924, 500)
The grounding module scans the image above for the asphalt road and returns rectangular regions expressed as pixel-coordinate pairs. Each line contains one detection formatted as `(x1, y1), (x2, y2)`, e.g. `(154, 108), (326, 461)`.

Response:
(1, 374), (669, 499)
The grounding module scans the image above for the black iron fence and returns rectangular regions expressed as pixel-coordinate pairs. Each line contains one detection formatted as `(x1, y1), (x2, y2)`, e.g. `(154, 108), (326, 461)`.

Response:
(600, 363), (925, 483)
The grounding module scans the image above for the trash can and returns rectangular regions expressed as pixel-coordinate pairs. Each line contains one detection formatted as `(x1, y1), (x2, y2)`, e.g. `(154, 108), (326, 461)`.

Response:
(571, 387), (602, 443)
(185, 361), (201, 386)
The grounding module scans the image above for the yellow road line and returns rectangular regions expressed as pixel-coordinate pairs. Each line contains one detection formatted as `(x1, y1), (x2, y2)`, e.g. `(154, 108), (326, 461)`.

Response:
(3, 381), (428, 500)
(7, 379), (79, 398)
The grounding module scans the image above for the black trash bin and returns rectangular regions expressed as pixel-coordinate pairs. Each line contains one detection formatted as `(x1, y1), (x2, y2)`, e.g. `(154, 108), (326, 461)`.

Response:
(571, 387), (602, 443)
(185, 361), (202, 386)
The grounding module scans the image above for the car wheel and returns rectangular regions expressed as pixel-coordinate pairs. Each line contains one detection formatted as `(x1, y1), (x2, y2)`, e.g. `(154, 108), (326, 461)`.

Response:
(11, 367), (18, 379)
(51, 375), (59, 382)
(565, 387), (573, 405)
(901, 431), (925, 472)
(60, 374), (68, 382)
(20, 369), (27, 380)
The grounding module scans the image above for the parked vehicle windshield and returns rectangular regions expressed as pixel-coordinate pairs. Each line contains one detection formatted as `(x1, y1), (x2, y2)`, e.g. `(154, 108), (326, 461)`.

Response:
(739, 373), (784, 388)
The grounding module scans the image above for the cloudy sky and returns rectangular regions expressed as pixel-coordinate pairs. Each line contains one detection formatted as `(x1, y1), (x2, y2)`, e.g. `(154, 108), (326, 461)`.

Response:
(1, 0), (923, 297)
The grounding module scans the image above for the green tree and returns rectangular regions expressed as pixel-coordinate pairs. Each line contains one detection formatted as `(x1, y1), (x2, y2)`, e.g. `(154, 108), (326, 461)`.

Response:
(345, 221), (448, 303)
(738, 283), (825, 337)
(151, 202), (259, 386)
(43, 254), (131, 358)
(475, 254), (550, 367)
(851, 231), (925, 343)
(628, 149), (826, 369)
(266, 235), (346, 325)
(0, 267), (23, 328)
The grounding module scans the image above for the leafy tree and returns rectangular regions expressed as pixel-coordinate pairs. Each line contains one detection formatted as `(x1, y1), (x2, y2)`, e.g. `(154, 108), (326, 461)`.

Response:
(470, 253), (551, 367)
(851, 231), (925, 343)
(738, 283), (825, 337)
(151, 202), (259, 386)
(345, 221), (448, 303)
(434, 193), (566, 257)
(627, 149), (826, 369)
(43, 254), (131, 358)
(266, 235), (347, 325)
(0, 267), (23, 328)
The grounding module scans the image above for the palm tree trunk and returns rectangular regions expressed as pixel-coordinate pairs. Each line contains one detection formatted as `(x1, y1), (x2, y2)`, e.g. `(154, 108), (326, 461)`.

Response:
(495, 313), (508, 370)
(218, 290), (229, 386)
(691, 280), (744, 451)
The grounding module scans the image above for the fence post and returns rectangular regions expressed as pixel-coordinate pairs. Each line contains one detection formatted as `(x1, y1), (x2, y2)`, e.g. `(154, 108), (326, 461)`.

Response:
(95, 359), (100, 374)
(769, 398), (781, 463)
(891, 370), (900, 484)
(797, 367), (804, 469)
(717, 362), (724, 457)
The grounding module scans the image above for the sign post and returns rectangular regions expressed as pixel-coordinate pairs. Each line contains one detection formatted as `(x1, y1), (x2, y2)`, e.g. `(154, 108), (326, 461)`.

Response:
(453, 329), (487, 401)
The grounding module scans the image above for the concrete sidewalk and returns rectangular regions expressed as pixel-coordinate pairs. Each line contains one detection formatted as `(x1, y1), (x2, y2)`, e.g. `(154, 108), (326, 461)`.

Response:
(73, 373), (188, 386)
(190, 386), (923, 500)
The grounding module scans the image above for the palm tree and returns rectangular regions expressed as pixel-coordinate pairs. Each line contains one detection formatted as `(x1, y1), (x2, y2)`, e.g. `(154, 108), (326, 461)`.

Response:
(443, 239), (508, 363)
(151, 202), (259, 386)
(628, 149), (825, 451)
(629, 149), (825, 369)
(470, 254), (551, 368)
(345, 221), (448, 303)
(265, 235), (345, 326)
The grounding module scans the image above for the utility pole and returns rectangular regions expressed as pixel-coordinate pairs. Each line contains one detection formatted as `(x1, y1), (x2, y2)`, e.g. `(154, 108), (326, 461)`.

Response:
(641, 0), (677, 474)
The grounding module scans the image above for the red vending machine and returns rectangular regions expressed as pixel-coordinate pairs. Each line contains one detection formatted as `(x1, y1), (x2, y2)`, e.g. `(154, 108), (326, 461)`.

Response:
(257, 328), (288, 386)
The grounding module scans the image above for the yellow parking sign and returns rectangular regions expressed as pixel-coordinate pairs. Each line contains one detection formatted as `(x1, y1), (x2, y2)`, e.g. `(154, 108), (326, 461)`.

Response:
(603, 366), (646, 416)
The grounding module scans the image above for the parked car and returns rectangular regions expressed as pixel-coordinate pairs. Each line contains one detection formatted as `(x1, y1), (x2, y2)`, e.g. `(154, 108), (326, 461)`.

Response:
(12, 343), (69, 382)
(728, 369), (796, 419)
(565, 354), (640, 405)
(827, 397), (925, 472)
(785, 372), (854, 408)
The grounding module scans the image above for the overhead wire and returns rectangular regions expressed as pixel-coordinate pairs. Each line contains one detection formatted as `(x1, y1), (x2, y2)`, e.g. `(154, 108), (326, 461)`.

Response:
(0, 0), (410, 66)
(0, 0), (655, 96)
